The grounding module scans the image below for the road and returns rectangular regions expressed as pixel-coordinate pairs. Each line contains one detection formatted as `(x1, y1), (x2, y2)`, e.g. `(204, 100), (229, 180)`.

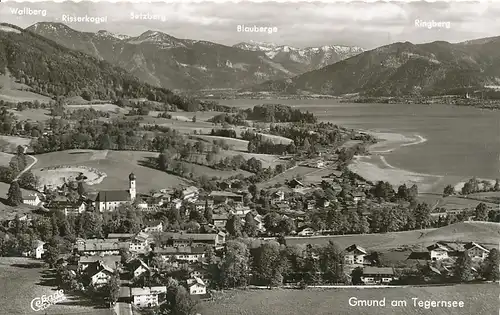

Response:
(114, 302), (133, 315)
(13, 154), (38, 181)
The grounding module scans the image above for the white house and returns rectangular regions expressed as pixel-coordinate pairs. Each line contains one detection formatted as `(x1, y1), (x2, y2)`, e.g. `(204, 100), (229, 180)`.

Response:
(154, 246), (206, 263)
(143, 222), (163, 233)
(271, 190), (285, 204)
(131, 286), (167, 308)
(87, 262), (115, 287)
(344, 244), (368, 265)
(129, 232), (150, 253)
(23, 240), (45, 259)
(298, 228), (315, 237)
(23, 194), (41, 206)
(129, 258), (150, 278)
(427, 243), (455, 261)
(170, 198), (182, 210)
(182, 186), (199, 202)
(187, 277), (206, 295)
(95, 173), (136, 212)
(361, 267), (396, 284)
(464, 242), (490, 261)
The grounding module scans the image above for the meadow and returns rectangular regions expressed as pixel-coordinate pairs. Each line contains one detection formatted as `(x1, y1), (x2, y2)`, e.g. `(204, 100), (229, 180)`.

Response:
(199, 284), (498, 315)
(31, 150), (191, 193)
(283, 222), (500, 249)
(0, 257), (113, 315)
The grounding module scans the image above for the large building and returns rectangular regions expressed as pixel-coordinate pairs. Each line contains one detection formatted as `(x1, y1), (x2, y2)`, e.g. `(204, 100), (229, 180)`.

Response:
(95, 173), (137, 212)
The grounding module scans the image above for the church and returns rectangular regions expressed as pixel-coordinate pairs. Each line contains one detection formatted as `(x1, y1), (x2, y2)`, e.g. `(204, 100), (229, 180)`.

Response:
(94, 173), (137, 212)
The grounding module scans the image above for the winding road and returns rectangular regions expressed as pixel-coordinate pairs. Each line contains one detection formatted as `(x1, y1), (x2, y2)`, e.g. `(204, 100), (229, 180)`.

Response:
(13, 154), (38, 181)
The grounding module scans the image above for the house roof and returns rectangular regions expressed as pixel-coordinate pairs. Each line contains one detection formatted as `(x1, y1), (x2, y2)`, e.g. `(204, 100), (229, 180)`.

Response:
(134, 232), (149, 242)
(188, 276), (206, 287)
(130, 286), (167, 296)
(96, 190), (130, 202)
(209, 191), (242, 198)
(407, 252), (431, 260)
(78, 255), (121, 267)
(362, 267), (395, 275)
(183, 186), (199, 195)
(129, 258), (150, 271)
(345, 244), (368, 255)
(107, 233), (134, 239)
(426, 243), (454, 252)
(33, 240), (45, 249)
(85, 261), (115, 277)
(159, 232), (218, 241)
(24, 194), (39, 200)
(77, 240), (129, 252)
(212, 214), (229, 220)
(464, 242), (490, 252)
(154, 246), (207, 255)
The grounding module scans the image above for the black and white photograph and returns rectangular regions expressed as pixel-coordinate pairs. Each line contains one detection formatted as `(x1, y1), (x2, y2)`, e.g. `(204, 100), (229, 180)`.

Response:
(0, 1), (498, 314)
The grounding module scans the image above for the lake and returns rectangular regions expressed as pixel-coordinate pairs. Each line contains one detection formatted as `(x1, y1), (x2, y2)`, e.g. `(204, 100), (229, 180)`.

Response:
(217, 99), (500, 188)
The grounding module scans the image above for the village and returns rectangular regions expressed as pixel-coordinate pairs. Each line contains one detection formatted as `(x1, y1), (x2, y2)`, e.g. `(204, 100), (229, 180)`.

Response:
(3, 159), (497, 314)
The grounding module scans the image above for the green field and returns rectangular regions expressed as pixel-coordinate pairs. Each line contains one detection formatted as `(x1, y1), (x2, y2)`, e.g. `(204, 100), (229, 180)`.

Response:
(0, 257), (113, 315)
(200, 284), (498, 315)
(283, 222), (500, 249)
(0, 135), (32, 153)
(32, 150), (190, 193)
(258, 166), (318, 188)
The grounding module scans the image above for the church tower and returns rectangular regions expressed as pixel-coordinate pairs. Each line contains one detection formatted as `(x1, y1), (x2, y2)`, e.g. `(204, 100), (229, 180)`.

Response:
(129, 172), (136, 201)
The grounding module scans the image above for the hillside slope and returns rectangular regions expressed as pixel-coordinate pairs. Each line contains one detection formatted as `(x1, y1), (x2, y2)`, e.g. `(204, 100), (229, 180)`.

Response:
(0, 23), (195, 109)
(252, 39), (500, 96)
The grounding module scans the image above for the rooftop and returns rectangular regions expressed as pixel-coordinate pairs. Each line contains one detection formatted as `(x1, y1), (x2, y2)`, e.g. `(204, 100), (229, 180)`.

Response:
(363, 267), (395, 275)
(96, 190), (130, 202)
(130, 286), (167, 296)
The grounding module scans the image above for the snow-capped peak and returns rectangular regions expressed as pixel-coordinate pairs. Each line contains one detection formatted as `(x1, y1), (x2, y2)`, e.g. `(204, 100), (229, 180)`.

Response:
(96, 30), (129, 40)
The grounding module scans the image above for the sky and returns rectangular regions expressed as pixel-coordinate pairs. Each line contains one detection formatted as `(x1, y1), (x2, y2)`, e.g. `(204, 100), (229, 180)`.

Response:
(0, 1), (498, 49)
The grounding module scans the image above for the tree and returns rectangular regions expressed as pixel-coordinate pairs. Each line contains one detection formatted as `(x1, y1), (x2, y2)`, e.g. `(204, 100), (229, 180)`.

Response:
(44, 238), (60, 268)
(319, 241), (346, 284)
(481, 248), (500, 281)
(204, 205), (213, 223)
(474, 203), (489, 221)
(218, 240), (250, 288)
(351, 267), (363, 285)
(278, 217), (296, 235)
(172, 285), (198, 315)
(120, 248), (131, 264)
(225, 214), (242, 237)
(455, 250), (474, 282)
(243, 213), (258, 237)
(7, 181), (23, 206)
(413, 203), (431, 229)
(443, 185), (454, 197)
(255, 241), (287, 288)
(494, 179), (500, 191)
(105, 273), (120, 305)
(77, 181), (86, 196)
(264, 212), (281, 235)
(18, 171), (39, 190)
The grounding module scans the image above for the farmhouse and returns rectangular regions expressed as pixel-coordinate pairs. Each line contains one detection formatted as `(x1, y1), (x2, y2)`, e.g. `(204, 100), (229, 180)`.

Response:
(426, 242), (455, 261)
(361, 267), (396, 284)
(464, 242), (490, 261)
(209, 191), (244, 204)
(128, 258), (151, 278)
(45, 197), (86, 215)
(22, 240), (45, 259)
(130, 232), (150, 253)
(95, 172), (136, 212)
(156, 232), (226, 247)
(77, 239), (129, 256)
(212, 214), (229, 228)
(187, 276), (207, 295)
(344, 244), (369, 265)
(78, 256), (120, 272)
(182, 186), (199, 202)
(23, 193), (41, 206)
(143, 222), (163, 233)
(130, 286), (167, 308)
(154, 246), (207, 263)
(84, 261), (115, 287)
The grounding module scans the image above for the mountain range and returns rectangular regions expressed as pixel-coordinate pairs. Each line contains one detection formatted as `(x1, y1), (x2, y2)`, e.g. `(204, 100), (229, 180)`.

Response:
(25, 22), (364, 91)
(233, 41), (364, 73)
(251, 37), (500, 97)
(0, 23), (195, 110)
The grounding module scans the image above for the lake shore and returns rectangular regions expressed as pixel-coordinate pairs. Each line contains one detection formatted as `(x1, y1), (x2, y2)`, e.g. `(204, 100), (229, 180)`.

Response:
(348, 131), (446, 193)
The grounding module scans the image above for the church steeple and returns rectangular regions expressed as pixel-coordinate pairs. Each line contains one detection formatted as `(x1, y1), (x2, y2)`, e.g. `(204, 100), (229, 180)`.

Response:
(129, 172), (136, 201)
